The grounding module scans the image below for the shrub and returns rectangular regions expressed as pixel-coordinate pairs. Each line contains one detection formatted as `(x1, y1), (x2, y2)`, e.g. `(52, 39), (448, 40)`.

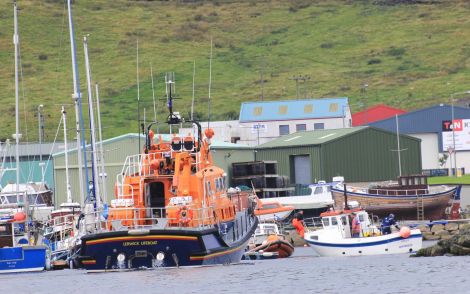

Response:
(386, 47), (406, 57)
(368, 58), (382, 65)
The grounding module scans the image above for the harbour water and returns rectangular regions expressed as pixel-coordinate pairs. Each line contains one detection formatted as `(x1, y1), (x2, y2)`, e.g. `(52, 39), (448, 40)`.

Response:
(2, 246), (469, 294)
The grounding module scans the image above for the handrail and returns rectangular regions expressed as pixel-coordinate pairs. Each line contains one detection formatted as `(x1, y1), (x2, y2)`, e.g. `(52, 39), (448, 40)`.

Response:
(80, 205), (220, 233)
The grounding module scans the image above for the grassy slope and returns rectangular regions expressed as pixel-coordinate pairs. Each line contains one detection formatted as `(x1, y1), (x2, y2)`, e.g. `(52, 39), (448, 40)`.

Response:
(0, 0), (469, 141)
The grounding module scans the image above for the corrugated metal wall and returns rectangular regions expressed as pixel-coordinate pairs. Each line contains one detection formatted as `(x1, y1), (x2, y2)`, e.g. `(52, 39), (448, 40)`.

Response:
(254, 127), (421, 184)
(255, 146), (322, 184)
(322, 128), (421, 182)
(53, 136), (142, 207)
(210, 148), (255, 186)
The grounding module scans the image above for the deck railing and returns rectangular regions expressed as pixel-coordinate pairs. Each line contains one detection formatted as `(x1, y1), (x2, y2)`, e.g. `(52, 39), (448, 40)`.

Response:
(80, 205), (220, 234)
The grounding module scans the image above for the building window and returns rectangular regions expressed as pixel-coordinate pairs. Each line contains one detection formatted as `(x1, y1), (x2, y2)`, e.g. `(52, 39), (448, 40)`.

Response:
(314, 123), (324, 130)
(278, 105), (288, 114)
(231, 137), (240, 143)
(329, 103), (338, 112)
(304, 104), (313, 113)
(296, 124), (306, 132)
(279, 125), (290, 136)
(253, 107), (263, 116)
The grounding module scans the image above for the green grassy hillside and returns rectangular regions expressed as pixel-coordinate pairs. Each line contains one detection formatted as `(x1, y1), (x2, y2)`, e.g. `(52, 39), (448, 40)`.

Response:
(0, 0), (469, 141)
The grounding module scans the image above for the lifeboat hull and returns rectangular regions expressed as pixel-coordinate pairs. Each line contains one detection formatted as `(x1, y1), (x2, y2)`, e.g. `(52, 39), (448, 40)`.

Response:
(77, 220), (257, 272)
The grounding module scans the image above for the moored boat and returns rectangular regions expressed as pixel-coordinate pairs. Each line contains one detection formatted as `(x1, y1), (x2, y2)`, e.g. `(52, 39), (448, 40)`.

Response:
(0, 215), (47, 273)
(254, 199), (294, 222)
(245, 222), (294, 260)
(331, 175), (458, 220)
(76, 75), (258, 271)
(304, 209), (422, 257)
(260, 181), (336, 218)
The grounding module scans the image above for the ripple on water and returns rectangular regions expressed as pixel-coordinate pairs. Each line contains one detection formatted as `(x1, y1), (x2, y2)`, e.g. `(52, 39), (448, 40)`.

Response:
(3, 248), (470, 294)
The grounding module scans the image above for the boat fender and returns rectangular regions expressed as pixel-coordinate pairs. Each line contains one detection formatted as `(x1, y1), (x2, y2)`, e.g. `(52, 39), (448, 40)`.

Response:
(399, 226), (411, 238)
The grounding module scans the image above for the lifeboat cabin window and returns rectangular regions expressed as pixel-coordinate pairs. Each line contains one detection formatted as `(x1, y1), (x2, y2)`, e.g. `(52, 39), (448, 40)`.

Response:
(183, 138), (194, 151)
(171, 138), (182, 151)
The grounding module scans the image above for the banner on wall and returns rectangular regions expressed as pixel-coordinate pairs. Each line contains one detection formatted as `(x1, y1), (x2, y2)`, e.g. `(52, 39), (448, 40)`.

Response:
(442, 119), (470, 151)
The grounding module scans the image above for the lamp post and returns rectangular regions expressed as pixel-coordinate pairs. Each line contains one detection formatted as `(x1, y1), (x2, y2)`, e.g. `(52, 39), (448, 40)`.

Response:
(450, 90), (470, 176)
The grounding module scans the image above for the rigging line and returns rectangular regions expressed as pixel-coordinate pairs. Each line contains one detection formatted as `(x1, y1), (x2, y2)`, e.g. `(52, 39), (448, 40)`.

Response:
(42, 114), (63, 178)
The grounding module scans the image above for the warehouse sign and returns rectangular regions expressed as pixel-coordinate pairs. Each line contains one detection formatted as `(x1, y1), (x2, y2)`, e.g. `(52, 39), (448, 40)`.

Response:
(442, 119), (470, 151)
(251, 123), (267, 134)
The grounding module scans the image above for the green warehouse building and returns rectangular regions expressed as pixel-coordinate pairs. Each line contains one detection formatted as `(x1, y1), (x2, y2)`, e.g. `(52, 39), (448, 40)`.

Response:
(255, 126), (422, 184)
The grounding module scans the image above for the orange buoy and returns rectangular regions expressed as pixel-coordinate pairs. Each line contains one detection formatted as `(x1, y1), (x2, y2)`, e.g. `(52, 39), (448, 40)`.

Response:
(399, 226), (411, 238)
(14, 211), (26, 222)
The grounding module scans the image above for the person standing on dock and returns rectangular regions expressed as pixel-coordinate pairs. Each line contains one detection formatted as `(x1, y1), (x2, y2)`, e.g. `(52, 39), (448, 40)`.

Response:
(292, 210), (305, 238)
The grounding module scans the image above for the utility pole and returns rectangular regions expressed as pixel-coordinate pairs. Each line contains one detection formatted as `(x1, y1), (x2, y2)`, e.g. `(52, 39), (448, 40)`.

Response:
(361, 84), (368, 124)
(290, 74), (310, 99)
(260, 59), (264, 101)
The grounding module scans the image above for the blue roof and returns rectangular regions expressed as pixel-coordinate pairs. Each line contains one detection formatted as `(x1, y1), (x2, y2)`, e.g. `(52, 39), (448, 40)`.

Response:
(369, 104), (470, 152)
(239, 98), (349, 122)
(369, 104), (470, 133)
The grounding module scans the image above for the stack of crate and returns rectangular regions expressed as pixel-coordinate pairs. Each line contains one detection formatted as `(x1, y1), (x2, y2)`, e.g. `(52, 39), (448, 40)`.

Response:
(231, 161), (294, 198)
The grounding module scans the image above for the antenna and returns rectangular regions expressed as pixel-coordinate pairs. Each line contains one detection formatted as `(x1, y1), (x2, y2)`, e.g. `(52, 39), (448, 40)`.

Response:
(136, 39), (141, 153)
(207, 38), (213, 129)
(165, 72), (181, 125)
(150, 63), (157, 123)
(191, 60), (196, 121)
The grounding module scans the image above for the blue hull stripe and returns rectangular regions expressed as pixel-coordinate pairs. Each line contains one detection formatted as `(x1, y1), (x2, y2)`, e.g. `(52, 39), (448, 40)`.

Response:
(306, 234), (422, 248)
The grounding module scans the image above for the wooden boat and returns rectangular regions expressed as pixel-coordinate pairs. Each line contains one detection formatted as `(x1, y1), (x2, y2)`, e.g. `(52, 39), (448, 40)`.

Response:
(245, 223), (294, 260)
(331, 175), (458, 220)
(304, 209), (422, 257)
(76, 75), (258, 271)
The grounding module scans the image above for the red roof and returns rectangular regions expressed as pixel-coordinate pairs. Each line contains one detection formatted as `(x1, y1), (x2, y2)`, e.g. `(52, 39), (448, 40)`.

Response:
(352, 104), (407, 126)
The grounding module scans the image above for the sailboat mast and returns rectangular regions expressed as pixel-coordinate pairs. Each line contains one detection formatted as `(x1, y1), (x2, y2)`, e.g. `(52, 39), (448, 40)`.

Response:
(13, 1), (20, 200)
(95, 83), (108, 204)
(62, 106), (73, 203)
(67, 0), (88, 206)
(83, 36), (101, 209)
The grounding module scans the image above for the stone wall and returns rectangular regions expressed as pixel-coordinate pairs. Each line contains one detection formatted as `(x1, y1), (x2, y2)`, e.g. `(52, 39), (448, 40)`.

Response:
(417, 222), (470, 241)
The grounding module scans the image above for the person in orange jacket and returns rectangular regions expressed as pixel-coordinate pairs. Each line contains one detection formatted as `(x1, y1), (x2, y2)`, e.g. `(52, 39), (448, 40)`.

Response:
(292, 210), (305, 238)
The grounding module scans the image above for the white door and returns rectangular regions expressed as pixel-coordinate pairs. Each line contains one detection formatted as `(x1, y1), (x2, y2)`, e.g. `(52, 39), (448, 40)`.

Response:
(294, 155), (311, 185)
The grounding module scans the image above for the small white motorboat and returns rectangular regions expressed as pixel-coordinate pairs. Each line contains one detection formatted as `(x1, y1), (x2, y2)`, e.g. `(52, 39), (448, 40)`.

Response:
(260, 181), (335, 211)
(304, 209), (422, 257)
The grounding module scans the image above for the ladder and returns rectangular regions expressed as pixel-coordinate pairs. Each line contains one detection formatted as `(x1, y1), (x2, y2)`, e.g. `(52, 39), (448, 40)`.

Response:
(416, 194), (425, 221)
